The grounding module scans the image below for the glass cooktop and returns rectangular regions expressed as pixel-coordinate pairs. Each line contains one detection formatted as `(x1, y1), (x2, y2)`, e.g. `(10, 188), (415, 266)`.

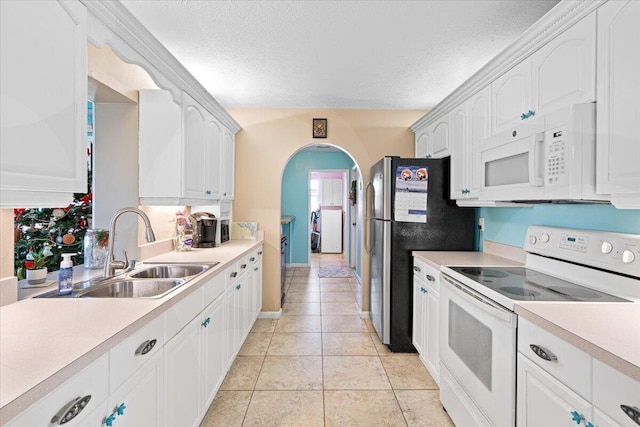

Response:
(449, 266), (629, 302)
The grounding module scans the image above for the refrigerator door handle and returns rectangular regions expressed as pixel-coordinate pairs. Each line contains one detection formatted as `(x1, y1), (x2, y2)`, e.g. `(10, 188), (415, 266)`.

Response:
(364, 182), (373, 252)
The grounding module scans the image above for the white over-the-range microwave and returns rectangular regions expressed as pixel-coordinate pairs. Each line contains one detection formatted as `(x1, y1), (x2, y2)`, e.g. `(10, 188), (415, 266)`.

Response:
(479, 103), (608, 202)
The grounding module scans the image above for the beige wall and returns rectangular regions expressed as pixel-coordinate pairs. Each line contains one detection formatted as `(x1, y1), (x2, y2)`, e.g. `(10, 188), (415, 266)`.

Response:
(228, 108), (426, 313)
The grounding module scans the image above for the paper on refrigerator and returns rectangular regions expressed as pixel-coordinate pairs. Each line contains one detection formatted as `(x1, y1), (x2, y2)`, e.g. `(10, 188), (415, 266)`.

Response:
(394, 165), (429, 222)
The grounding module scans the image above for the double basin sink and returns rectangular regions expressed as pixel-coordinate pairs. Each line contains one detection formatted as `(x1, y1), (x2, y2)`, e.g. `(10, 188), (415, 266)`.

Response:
(37, 263), (219, 299)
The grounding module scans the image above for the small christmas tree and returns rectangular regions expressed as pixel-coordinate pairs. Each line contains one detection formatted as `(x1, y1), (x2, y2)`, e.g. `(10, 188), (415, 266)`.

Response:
(14, 173), (92, 279)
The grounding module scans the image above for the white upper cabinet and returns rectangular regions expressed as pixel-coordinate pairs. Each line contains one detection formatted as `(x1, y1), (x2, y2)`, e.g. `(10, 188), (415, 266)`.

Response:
(430, 116), (451, 158)
(492, 12), (596, 135)
(451, 86), (491, 200)
(449, 103), (468, 199)
(414, 129), (431, 159)
(596, 0), (640, 208)
(1, 0), (87, 208)
(321, 179), (343, 206)
(221, 129), (235, 200)
(491, 58), (532, 134)
(182, 92), (208, 199)
(205, 113), (223, 200)
(531, 12), (596, 116)
(139, 90), (228, 205)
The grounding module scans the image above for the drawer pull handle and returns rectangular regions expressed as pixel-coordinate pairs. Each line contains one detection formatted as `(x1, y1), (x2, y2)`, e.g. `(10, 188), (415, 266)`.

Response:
(236, 284), (242, 290)
(202, 317), (211, 327)
(258, 251), (263, 255)
(105, 413), (116, 427)
(621, 405), (640, 425)
(250, 257), (256, 262)
(530, 344), (557, 362)
(241, 264), (247, 269)
(254, 267), (259, 271)
(570, 411), (585, 424)
(51, 395), (92, 424)
(426, 274), (435, 282)
(413, 266), (421, 272)
(230, 272), (238, 278)
(135, 339), (157, 356)
(116, 402), (126, 416)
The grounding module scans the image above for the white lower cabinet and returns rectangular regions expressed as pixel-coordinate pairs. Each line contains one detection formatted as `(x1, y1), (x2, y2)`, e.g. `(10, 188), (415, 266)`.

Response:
(517, 318), (640, 427)
(164, 313), (202, 427)
(6, 247), (263, 427)
(107, 350), (164, 427)
(517, 353), (592, 427)
(411, 257), (440, 385)
(201, 296), (227, 413)
(5, 354), (109, 427)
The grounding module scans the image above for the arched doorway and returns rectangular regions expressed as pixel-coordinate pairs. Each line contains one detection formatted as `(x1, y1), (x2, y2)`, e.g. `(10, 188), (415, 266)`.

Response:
(280, 143), (364, 309)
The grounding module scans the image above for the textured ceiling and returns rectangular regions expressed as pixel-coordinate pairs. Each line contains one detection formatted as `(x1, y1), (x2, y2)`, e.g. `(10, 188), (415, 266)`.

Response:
(121, 0), (560, 110)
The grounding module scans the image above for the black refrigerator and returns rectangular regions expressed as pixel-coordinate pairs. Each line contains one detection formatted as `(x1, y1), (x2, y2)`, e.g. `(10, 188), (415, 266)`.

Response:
(367, 156), (475, 352)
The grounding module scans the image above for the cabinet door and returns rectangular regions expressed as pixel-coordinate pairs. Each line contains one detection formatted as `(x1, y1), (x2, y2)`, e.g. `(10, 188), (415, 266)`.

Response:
(330, 179), (343, 205)
(425, 287), (440, 385)
(531, 12), (596, 116)
(224, 284), (240, 367)
(492, 58), (532, 134)
(250, 261), (263, 319)
(182, 92), (207, 199)
(430, 116), (450, 158)
(0, 0), (87, 207)
(139, 90), (182, 199)
(449, 104), (467, 199)
(411, 276), (426, 356)
(467, 86), (491, 199)
(108, 350), (164, 427)
(164, 316), (201, 427)
(596, 0), (640, 199)
(201, 296), (226, 415)
(321, 179), (333, 205)
(205, 112), (223, 199)
(221, 129), (235, 200)
(517, 353), (592, 427)
(415, 130), (431, 159)
(5, 354), (109, 427)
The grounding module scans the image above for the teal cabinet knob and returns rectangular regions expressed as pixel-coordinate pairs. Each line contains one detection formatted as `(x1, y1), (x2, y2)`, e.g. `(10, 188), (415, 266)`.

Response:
(116, 402), (126, 416)
(105, 413), (116, 427)
(236, 284), (242, 290)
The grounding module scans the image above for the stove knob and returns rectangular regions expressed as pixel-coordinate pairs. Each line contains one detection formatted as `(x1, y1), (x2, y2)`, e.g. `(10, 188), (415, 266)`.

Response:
(601, 241), (613, 254)
(540, 233), (550, 243)
(529, 235), (537, 245)
(622, 250), (635, 264)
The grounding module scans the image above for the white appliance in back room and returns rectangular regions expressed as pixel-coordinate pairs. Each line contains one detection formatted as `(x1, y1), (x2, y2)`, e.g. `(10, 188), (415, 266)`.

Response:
(438, 225), (640, 427)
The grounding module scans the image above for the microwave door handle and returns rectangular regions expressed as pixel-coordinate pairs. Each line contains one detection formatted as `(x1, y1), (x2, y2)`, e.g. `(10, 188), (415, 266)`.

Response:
(530, 132), (545, 187)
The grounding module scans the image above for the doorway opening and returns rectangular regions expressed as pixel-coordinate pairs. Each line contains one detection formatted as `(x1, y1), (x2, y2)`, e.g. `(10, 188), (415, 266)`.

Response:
(280, 144), (363, 282)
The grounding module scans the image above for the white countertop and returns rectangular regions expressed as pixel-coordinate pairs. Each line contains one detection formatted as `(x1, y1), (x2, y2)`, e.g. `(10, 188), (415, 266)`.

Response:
(0, 238), (263, 424)
(515, 302), (640, 382)
(412, 250), (523, 270)
(412, 250), (640, 383)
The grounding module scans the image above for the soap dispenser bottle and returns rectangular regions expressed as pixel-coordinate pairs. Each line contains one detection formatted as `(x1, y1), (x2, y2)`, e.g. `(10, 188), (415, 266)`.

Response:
(58, 253), (74, 295)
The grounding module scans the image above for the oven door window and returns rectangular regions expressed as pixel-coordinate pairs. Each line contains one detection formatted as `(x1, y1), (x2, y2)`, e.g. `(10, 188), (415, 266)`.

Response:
(449, 300), (492, 390)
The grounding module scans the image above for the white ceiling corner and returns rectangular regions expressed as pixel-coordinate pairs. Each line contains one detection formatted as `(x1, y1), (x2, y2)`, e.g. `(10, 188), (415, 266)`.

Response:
(121, 0), (560, 110)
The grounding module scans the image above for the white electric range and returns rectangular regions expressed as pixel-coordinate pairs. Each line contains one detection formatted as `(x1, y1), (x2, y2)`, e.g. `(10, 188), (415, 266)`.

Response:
(438, 225), (640, 427)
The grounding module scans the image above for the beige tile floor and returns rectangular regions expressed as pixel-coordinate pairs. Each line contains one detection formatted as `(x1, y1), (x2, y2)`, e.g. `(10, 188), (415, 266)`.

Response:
(201, 253), (455, 427)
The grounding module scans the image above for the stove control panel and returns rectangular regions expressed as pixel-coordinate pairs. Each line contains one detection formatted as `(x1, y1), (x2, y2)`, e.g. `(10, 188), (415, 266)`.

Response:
(525, 225), (640, 277)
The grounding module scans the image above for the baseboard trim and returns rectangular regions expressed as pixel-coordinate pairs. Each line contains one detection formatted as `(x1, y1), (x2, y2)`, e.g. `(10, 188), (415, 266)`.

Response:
(258, 309), (282, 319)
(288, 263), (309, 268)
(359, 311), (371, 319)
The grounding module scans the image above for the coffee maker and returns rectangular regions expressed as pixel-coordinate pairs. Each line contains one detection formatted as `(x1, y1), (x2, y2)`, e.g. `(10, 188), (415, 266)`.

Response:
(188, 212), (217, 248)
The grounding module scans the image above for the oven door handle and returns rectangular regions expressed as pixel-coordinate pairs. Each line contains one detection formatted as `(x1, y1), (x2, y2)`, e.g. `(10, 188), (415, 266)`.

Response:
(443, 275), (515, 325)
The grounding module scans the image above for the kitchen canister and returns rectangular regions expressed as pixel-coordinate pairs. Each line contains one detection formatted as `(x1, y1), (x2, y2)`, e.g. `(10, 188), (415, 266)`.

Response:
(83, 229), (109, 269)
